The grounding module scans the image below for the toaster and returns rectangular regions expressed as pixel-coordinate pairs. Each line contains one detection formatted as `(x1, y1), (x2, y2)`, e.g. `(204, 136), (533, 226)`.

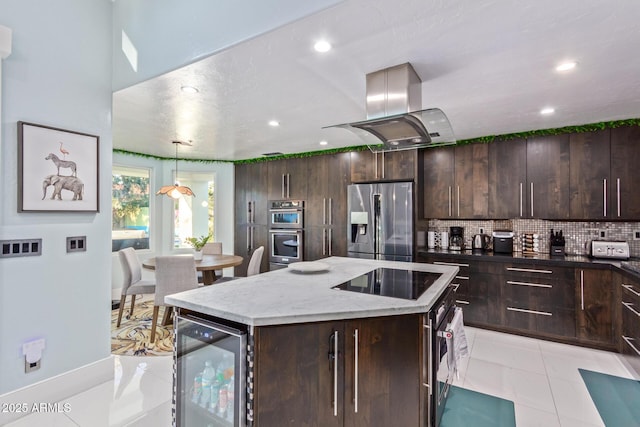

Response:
(589, 240), (630, 260)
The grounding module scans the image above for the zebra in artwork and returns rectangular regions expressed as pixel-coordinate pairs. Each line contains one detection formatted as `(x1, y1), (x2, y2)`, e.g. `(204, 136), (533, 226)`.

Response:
(45, 153), (77, 177)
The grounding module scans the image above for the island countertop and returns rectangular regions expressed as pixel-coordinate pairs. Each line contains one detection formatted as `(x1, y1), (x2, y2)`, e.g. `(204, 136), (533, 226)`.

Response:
(165, 256), (458, 326)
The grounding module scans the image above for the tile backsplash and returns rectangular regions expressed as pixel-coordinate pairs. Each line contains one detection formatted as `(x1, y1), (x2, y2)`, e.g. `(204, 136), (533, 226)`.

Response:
(419, 219), (640, 257)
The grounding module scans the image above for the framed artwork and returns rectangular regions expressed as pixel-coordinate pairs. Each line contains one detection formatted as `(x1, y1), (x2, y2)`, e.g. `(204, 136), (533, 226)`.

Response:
(18, 121), (99, 212)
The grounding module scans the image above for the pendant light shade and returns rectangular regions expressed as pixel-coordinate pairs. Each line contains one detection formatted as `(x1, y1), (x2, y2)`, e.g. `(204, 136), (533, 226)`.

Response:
(156, 141), (195, 198)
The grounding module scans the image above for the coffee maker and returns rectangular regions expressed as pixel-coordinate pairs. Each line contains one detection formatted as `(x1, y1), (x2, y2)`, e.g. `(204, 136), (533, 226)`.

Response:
(449, 226), (464, 251)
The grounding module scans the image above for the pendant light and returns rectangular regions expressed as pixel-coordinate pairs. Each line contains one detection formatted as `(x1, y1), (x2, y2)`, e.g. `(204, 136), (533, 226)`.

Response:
(156, 141), (195, 198)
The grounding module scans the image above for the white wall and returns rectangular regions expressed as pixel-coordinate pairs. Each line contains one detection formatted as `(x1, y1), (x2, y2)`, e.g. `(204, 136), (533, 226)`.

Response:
(111, 153), (235, 298)
(0, 0), (112, 394)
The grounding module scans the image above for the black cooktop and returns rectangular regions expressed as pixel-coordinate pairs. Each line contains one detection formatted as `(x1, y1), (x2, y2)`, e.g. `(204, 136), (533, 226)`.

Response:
(332, 268), (441, 300)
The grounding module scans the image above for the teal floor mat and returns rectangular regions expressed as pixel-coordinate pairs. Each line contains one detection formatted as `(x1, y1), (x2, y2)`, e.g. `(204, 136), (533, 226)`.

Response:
(440, 385), (516, 427)
(579, 368), (640, 427)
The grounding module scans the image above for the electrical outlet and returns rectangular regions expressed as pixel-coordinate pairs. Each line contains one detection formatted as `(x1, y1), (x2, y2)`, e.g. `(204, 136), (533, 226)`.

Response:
(634, 230), (640, 240)
(599, 230), (606, 238)
(479, 227), (484, 235)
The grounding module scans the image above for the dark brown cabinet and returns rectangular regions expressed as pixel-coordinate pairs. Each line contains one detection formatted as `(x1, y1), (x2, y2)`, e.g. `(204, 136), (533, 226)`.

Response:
(350, 150), (416, 182)
(610, 125), (640, 219)
(525, 134), (571, 219)
(569, 130), (611, 220)
(267, 157), (308, 200)
(488, 138), (527, 218)
(235, 162), (269, 276)
(576, 268), (615, 348)
(423, 143), (488, 219)
(305, 153), (350, 260)
(252, 315), (420, 427)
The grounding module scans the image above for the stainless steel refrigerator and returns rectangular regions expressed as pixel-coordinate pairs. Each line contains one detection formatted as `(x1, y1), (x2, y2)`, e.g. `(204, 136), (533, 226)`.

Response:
(347, 182), (413, 262)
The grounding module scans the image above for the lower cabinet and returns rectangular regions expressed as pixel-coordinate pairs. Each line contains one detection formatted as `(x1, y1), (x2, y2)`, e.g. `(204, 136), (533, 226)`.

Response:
(619, 273), (640, 376)
(576, 268), (615, 348)
(252, 315), (421, 427)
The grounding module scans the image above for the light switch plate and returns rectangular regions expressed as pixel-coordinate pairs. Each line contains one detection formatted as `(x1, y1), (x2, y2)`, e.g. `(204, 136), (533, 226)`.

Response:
(0, 239), (42, 258)
(66, 236), (86, 252)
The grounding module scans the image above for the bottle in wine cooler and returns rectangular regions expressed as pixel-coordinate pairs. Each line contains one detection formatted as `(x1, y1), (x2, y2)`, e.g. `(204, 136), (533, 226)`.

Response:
(227, 377), (234, 421)
(191, 372), (203, 403)
(208, 376), (221, 413)
(218, 383), (228, 418)
(199, 361), (216, 408)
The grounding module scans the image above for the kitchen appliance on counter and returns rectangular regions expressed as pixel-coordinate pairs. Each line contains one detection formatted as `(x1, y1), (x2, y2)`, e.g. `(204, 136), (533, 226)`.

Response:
(492, 230), (514, 254)
(549, 229), (566, 256)
(589, 240), (630, 260)
(347, 182), (413, 262)
(472, 233), (491, 252)
(449, 227), (464, 251)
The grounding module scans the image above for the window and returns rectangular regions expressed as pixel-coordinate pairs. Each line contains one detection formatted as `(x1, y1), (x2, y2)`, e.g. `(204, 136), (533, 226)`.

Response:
(112, 165), (150, 252)
(173, 171), (215, 248)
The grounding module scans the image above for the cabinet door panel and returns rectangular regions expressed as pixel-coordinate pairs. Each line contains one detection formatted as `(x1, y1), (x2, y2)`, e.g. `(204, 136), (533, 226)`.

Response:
(577, 269), (614, 346)
(344, 316), (420, 427)
(611, 125), (640, 219)
(383, 150), (416, 180)
(526, 135), (571, 219)
(569, 130), (610, 219)
(488, 138), (527, 218)
(350, 150), (378, 182)
(253, 322), (344, 427)
(455, 143), (488, 218)
(423, 148), (455, 218)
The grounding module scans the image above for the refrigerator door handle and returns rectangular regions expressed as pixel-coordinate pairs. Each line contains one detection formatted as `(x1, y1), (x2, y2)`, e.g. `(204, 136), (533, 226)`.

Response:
(373, 193), (382, 256)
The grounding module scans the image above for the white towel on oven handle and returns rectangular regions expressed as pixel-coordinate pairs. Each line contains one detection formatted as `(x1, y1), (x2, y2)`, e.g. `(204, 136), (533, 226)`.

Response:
(445, 306), (469, 379)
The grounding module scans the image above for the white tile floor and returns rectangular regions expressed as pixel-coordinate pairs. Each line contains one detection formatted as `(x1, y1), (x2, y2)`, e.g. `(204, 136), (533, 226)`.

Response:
(4, 326), (637, 426)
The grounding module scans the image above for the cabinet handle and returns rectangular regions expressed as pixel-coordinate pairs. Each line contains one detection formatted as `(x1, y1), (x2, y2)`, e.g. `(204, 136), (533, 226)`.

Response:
(580, 270), (584, 311)
(246, 227), (250, 252)
(507, 307), (552, 316)
(455, 275), (469, 280)
(622, 284), (640, 297)
(330, 331), (339, 417)
(381, 152), (385, 179)
(622, 336), (640, 356)
(507, 280), (552, 289)
(530, 182), (534, 217)
(252, 201), (256, 223)
(374, 153), (378, 179)
(434, 261), (469, 268)
(617, 178), (621, 217)
(287, 174), (290, 198)
(424, 317), (433, 396)
(354, 328), (359, 413)
(622, 301), (640, 318)
(247, 201), (252, 224)
(520, 182), (523, 217)
(448, 186), (452, 217)
(455, 300), (470, 305)
(506, 267), (552, 274)
(323, 198), (327, 225)
(457, 186), (460, 217)
(322, 229), (327, 256)
(281, 174), (285, 199)
(329, 198), (333, 225)
(603, 179), (607, 217)
(452, 283), (460, 292)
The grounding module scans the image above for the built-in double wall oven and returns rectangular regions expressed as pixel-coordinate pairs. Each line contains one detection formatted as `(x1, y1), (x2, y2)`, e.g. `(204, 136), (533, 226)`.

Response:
(268, 200), (303, 269)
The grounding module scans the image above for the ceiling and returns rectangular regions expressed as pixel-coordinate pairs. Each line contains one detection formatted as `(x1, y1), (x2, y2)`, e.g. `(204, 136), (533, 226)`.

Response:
(112, 0), (640, 161)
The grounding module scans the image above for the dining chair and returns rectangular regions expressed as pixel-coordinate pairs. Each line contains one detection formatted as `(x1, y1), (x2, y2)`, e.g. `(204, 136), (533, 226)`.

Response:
(151, 255), (199, 342)
(202, 242), (223, 278)
(117, 247), (156, 327)
(216, 245), (264, 283)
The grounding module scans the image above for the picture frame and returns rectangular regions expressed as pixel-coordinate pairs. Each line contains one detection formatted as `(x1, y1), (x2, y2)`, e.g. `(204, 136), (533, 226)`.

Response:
(18, 121), (99, 212)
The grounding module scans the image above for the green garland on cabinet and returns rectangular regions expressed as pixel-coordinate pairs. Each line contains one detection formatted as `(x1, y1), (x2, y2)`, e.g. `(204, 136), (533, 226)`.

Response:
(113, 118), (640, 164)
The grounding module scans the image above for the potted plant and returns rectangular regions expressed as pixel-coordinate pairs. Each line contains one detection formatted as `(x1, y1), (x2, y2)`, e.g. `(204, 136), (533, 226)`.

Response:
(185, 234), (211, 260)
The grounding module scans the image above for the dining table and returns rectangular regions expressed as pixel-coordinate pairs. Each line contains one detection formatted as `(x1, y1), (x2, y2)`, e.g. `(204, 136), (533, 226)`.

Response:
(143, 253), (243, 285)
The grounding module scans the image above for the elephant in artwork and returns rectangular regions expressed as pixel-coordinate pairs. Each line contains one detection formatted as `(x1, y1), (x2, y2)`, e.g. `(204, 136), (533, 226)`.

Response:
(42, 174), (84, 201)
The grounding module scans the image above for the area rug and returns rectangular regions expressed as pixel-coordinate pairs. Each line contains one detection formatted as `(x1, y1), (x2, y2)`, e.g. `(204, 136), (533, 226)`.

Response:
(111, 300), (173, 356)
(440, 386), (516, 427)
(579, 368), (640, 427)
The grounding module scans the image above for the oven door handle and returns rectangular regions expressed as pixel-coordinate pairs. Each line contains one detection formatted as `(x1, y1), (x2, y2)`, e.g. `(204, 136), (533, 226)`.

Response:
(269, 229), (301, 234)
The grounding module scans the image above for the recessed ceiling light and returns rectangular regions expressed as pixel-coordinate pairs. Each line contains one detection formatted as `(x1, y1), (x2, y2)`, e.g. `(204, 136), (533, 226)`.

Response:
(181, 85), (199, 94)
(319, 140), (328, 146)
(314, 40), (332, 53)
(555, 61), (577, 72)
(540, 107), (555, 115)
(268, 120), (280, 127)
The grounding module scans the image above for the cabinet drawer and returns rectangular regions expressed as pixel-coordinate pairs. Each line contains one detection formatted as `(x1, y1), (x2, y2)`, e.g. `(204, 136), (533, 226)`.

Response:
(503, 278), (574, 310)
(622, 300), (640, 342)
(504, 306), (576, 336)
(489, 263), (573, 281)
(622, 282), (640, 306)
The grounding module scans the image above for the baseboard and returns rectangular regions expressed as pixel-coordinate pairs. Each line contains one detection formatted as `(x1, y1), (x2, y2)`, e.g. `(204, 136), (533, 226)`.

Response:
(0, 355), (114, 425)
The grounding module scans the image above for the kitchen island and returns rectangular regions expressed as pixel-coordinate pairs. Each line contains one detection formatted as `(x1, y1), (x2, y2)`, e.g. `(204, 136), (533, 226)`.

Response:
(167, 256), (458, 427)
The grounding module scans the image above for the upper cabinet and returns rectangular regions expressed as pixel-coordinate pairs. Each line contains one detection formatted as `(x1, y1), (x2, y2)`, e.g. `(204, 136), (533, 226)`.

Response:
(267, 157), (308, 200)
(423, 143), (488, 219)
(526, 134), (571, 219)
(569, 130), (611, 220)
(488, 138), (527, 218)
(235, 162), (268, 226)
(610, 125), (640, 220)
(350, 150), (416, 182)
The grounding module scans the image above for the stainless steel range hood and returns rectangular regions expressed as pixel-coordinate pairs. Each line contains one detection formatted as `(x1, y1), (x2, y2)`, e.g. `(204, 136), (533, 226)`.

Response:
(325, 63), (456, 152)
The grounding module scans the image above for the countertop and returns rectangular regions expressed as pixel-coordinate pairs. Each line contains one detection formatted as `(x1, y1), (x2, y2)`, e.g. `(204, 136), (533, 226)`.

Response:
(165, 256), (458, 327)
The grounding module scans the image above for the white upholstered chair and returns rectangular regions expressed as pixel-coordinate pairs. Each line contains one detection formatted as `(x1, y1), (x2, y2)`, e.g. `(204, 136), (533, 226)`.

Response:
(151, 255), (199, 342)
(216, 245), (264, 283)
(117, 247), (156, 327)
(202, 242), (223, 279)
